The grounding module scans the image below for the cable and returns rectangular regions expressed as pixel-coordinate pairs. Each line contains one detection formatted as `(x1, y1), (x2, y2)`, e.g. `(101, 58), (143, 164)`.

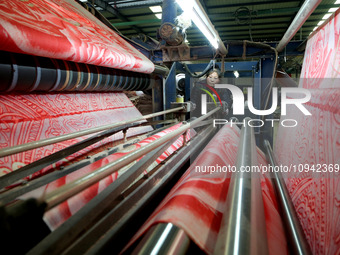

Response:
(249, 23), (253, 42)
(183, 59), (215, 78)
(236, 40), (278, 112)
(234, 7), (253, 41)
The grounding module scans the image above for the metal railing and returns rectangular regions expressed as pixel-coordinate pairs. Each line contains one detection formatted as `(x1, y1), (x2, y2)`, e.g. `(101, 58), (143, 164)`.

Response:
(26, 114), (217, 255)
(44, 107), (220, 210)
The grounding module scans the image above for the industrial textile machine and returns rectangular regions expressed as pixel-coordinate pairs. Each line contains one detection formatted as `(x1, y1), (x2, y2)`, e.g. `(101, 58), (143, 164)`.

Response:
(0, 0), (339, 255)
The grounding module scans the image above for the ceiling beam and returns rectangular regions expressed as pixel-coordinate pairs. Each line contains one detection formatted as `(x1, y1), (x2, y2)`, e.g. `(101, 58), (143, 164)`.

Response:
(121, 4), (338, 19)
(94, 0), (143, 33)
(119, 18), (319, 37)
(107, 0), (163, 9)
(118, 17), (320, 32)
(209, 4), (339, 20)
(111, 5), (332, 29)
(188, 28), (287, 37)
(113, 18), (160, 26)
(206, 0), (300, 9)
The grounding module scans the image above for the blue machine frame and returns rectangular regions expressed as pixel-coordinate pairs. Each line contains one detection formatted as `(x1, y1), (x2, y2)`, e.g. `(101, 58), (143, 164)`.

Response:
(163, 57), (277, 150)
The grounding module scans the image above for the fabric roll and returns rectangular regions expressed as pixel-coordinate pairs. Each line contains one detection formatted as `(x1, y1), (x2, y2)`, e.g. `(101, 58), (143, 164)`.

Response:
(128, 125), (288, 255)
(0, 92), (152, 179)
(275, 89), (340, 254)
(0, 0), (154, 73)
(21, 123), (194, 230)
(275, 8), (340, 254)
(0, 51), (151, 93)
(300, 8), (340, 89)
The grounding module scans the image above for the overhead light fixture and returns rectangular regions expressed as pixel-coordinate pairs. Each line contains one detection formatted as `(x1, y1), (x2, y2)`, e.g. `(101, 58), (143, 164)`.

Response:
(176, 0), (219, 49)
(329, 7), (338, 12)
(322, 13), (332, 20)
(234, 71), (239, 78)
(317, 20), (325, 26)
(149, 5), (162, 20)
(149, 6), (162, 13)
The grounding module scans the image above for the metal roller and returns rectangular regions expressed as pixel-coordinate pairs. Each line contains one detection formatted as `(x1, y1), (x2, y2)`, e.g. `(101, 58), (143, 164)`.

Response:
(264, 140), (312, 255)
(214, 118), (269, 255)
(0, 51), (151, 93)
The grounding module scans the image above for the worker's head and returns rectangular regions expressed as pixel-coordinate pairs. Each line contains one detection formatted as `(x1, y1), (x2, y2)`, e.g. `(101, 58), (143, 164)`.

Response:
(206, 69), (221, 87)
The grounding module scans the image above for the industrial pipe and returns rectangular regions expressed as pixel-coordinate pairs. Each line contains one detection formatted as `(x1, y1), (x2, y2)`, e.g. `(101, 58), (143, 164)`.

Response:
(0, 106), (185, 158)
(264, 140), (312, 255)
(44, 107), (221, 210)
(214, 118), (268, 255)
(276, 0), (322, 52)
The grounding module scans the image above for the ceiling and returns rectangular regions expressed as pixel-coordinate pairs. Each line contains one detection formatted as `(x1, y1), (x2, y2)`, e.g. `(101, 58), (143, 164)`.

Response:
(89, 0), (338, 47)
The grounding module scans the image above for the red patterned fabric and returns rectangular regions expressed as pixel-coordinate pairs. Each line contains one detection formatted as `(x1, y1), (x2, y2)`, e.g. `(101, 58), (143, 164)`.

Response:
(128, 125), (288, 255)
(0, 0), (154, 73)
(275, 9), (340, 255)
(300, 9), (340, 89)
(20, 123), (194, 230)
(0, 92), (152, 178)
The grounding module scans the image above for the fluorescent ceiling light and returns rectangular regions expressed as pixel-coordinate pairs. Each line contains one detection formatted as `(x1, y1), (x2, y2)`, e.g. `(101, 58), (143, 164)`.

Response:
(329, 7), (338, 12)
(191, 12), (218, 48)
(322, 13), (332, 19)
(317, 20), (325, 26)
(149, 6), (162, 13)
(176, 0), (194, 11)
(176, 0), (218, 49)
(155, 13), (162, 19)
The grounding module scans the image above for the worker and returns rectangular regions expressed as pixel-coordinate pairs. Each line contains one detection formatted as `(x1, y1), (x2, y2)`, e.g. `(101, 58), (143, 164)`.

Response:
(190, 68), (232, 118)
